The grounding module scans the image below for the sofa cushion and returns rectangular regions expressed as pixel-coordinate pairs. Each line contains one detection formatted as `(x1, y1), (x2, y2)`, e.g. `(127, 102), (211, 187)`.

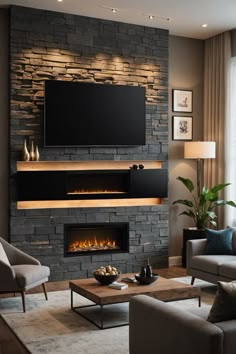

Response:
(205, 228), (233, 255)
(187, 305), (211, 320)
(12, 264), (50, 288)
(219, 261), (236, 279)
(191, 255), (236, 275)
(0, 242), (11, 266)
(208, 281), (236, 323)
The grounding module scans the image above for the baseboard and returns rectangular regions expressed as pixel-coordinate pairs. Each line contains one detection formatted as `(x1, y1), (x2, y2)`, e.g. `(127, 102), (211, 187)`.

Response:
(168, 256), (182, 267)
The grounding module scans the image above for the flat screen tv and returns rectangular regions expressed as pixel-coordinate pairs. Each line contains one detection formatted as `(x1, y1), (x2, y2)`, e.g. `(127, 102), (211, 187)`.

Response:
(44, 80), (146, 147)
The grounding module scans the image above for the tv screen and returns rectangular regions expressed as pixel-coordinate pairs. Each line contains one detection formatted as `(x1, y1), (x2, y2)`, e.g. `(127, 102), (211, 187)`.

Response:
(44, 80), (146, 147)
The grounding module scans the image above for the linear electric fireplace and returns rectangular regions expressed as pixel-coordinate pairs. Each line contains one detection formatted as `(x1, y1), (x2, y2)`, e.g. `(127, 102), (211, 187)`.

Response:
(64, 223), (129, 257)
(66, 171), (129, 199)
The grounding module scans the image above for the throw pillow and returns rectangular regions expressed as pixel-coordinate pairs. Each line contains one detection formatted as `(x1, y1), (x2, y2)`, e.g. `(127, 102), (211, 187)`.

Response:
(205, 228), (233, 255)
(0, 242), (11, 266)
(208, 281), (236, 323)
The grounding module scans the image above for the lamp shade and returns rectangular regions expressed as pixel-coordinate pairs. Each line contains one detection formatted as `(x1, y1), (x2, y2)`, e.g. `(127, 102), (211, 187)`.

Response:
(184, 141), (216, 159)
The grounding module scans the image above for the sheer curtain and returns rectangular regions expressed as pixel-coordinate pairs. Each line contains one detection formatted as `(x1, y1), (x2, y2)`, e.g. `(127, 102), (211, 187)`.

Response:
(225, 56), (236, 227)
(203, 31), (231, 228)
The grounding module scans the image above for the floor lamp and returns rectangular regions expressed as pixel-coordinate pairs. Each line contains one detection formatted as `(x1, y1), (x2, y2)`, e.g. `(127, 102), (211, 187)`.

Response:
(184, 141), (216, 196)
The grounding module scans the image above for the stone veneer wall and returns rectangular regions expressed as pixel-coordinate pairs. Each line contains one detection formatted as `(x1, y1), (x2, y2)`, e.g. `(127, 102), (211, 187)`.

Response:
(9, 6), (169, 281)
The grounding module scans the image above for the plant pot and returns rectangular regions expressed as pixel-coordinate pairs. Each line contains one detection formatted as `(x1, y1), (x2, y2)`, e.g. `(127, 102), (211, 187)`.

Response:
(182, 228), (206, 267)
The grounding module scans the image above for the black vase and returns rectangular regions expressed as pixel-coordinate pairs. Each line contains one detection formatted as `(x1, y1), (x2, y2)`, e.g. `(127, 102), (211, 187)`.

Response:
(140, 266), (146, 277)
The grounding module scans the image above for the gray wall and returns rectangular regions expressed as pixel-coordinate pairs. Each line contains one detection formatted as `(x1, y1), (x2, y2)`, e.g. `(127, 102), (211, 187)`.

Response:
(0, 9), (9, 240)
(168, 35), (204, 258)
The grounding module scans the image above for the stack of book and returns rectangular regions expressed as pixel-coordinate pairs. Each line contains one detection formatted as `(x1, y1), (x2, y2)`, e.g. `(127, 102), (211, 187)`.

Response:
(108, 282), (128, 290)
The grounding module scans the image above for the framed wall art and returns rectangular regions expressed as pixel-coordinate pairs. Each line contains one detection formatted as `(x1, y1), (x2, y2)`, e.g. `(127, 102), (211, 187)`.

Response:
(172, 116), (193, 141)
(172, 89), (193, 113)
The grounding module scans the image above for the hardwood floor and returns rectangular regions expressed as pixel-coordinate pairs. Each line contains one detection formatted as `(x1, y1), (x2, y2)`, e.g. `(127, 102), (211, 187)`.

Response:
(0, 266), (186, 354)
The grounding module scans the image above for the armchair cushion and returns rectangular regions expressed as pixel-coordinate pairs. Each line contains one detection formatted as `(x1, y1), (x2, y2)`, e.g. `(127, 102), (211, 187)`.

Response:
(205, 229), (233, 255)
(0, 242), (10, 266)
(208, 281), (236, 323)
(13, 264), (50, 288)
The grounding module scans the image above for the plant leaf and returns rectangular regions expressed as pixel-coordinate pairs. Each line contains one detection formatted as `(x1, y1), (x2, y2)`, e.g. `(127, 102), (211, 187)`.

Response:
(225, 200), (236, 207)
(179, 210), (195, 218)
(176, 177), (194, 193)
(172, 199), (193, 207)
(210, 183), (231, 194)
(214, 200), (236, 208)
(206, 210), (217, 219)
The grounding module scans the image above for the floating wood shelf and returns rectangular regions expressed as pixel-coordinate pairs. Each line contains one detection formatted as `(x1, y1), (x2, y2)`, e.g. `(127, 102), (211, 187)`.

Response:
(17, 198), (162, 210)
(17, 160), (162, 171)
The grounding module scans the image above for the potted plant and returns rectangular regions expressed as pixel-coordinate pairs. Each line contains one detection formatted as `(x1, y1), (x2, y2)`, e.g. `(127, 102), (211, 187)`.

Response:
(173, 176), (236, 266)
(173, 176), (236, 229)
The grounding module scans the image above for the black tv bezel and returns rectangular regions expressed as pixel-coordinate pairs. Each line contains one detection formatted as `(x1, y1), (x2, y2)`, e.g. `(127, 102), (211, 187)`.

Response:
(43, 80), (146, 148)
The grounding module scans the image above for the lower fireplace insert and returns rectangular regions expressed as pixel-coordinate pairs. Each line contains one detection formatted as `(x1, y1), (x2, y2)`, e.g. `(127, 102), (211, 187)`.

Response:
(64, 223), (129, 257)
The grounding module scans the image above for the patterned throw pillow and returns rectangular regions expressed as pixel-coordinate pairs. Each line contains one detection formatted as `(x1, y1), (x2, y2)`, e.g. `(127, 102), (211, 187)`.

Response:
(205, 228), (233, 255)
(0, 242), (10, 266)
(208, 281), (236, 323)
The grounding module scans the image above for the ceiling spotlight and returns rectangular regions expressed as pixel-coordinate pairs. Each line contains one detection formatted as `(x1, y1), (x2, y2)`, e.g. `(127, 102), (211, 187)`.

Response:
(202, 24), (208, 28)
(149, 15), (154, 20)
(112, 8), (117, 13)
(58, 0), (63, 2)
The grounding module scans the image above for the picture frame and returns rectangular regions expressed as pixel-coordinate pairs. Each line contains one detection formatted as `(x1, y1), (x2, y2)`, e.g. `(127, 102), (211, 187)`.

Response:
(172, 116), (193, 141)
(172, 89), (193, 113)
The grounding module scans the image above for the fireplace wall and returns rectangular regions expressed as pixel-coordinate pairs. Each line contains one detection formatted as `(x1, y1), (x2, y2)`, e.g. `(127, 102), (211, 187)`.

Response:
(9, 6), (169, 281)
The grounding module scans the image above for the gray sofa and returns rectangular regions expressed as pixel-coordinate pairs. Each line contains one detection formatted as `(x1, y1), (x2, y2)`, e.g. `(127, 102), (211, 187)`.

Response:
(129, 295), (236, 354)
(187, 232), (236, 285)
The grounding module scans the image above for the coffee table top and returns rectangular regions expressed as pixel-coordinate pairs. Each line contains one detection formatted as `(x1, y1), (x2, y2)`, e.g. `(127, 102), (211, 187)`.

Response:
(69, 273), (200, 305)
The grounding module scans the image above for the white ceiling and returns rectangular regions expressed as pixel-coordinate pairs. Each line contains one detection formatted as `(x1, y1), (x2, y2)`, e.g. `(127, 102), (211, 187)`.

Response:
(0, 0), (236, 40)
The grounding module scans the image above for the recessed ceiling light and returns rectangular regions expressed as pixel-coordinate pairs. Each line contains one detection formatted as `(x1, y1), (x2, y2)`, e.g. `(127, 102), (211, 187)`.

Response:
(143, 13), (170, 22)
(112, 8), (117, 13)
(202, 24), (208, 28)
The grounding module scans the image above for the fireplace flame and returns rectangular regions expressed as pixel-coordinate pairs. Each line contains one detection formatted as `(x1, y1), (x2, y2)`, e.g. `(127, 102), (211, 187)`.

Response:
(68, 236), (119, 252)
(67, 189), (126, 195)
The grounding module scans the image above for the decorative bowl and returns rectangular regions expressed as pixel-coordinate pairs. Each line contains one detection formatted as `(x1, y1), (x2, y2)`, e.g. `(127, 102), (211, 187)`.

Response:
(135, 273), (159, 285)
(94, 273), (120, 285)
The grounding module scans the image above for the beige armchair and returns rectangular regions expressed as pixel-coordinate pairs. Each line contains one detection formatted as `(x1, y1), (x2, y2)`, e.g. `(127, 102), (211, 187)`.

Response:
(0, 236), (50, 312)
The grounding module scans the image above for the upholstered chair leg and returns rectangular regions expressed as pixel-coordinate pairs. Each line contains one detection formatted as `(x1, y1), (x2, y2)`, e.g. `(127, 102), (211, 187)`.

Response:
(21, 291), (26, 312)
(191, 277), (195, 285)
(42, 283), (48, 300)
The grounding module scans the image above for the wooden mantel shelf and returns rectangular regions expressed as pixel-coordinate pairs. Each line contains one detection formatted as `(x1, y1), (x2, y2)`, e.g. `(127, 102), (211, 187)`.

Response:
(16, 160), (162, 172)
(17, 198), (162, 210)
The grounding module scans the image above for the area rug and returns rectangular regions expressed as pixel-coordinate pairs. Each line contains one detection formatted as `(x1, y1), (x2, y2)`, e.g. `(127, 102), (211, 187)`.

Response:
(0, 277), (216, 354)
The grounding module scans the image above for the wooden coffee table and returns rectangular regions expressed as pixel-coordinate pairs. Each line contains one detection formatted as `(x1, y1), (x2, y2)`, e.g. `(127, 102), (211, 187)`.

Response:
(69, 274), (201, 329)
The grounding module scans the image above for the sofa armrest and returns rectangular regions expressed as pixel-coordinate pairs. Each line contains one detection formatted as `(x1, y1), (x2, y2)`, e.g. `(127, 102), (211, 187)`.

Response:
(0, 261), (18, 291)
(129, 295), (223, 354)
(215, 320), (236, 354)
(186, 239), (207, 269)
